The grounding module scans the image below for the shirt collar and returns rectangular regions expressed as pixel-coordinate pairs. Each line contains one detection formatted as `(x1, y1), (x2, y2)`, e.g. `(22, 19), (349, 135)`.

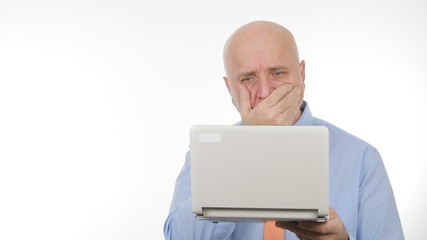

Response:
(294, 101), (314, 126)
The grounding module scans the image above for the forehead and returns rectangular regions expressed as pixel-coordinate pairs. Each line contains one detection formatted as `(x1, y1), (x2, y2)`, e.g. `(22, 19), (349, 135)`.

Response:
(229, 44), (296, 78)
(224, 25), (299, 79)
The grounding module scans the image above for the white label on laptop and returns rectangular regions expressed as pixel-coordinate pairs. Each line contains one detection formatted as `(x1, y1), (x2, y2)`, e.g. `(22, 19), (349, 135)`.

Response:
(199, 133), (222, 143)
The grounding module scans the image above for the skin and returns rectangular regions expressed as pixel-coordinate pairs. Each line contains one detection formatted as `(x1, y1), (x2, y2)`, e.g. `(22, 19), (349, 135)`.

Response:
(223, 21), (305, 126)
(222, 21), (349, 240)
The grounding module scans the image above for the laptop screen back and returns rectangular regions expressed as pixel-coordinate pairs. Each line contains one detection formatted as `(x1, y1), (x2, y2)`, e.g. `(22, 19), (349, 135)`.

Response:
(190, 125), (329, 222)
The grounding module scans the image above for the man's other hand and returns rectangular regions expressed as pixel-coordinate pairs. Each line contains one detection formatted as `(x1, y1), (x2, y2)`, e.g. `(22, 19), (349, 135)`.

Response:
(276, 208), (349, 240)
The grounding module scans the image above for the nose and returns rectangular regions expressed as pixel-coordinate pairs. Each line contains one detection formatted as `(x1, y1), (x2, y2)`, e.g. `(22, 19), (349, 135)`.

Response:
(253, 77), (275, 102)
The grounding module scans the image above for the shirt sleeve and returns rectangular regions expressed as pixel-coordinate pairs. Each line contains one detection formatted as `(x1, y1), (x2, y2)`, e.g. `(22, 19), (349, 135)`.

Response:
(163, 151), (236, 240)
(357, 147), (404, 239)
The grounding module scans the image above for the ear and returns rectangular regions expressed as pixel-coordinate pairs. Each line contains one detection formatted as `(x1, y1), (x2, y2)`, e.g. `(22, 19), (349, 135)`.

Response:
(300, 60), (306, 83)
(223, 76), (232, 95)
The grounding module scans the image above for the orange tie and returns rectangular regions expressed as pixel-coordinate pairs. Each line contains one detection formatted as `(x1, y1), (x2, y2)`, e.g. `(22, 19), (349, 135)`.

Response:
(263, 221), (284, 240)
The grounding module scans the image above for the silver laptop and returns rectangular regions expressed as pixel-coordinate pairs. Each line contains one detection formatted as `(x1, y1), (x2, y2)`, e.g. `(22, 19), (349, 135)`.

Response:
(190, 125), (329, 222)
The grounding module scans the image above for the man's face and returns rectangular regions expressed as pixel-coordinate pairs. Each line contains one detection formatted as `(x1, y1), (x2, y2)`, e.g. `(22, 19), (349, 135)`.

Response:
(224, 37), (305, 112)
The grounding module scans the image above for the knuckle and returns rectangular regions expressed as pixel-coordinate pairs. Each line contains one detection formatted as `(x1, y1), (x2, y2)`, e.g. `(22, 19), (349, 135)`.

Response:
(265, 94), (278, 106)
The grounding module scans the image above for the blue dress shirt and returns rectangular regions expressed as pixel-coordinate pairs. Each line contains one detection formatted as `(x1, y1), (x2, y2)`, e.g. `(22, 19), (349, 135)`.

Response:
(164, 102), (404, 240)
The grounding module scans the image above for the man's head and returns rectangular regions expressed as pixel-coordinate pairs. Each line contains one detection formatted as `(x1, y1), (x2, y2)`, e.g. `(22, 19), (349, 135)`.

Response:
(223, 21), (305, 117)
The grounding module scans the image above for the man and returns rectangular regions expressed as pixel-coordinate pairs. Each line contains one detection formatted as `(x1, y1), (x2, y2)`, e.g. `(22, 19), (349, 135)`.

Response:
(164, 21), (404, 239)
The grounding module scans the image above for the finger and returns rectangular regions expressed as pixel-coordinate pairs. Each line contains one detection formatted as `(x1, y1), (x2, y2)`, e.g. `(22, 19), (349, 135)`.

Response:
(260, 83), (293, 107)
(276, 221), (298, 231)
(274, 86), (302, 113)
(298, 208), (339, 234)
(277, 221), (317, 239)
(238, 85), (252, 117)
(272, 87), (303, 125)
(297, 85), (305, 107)
(297, 221), (330, 234)
(277, 108), (301, 126)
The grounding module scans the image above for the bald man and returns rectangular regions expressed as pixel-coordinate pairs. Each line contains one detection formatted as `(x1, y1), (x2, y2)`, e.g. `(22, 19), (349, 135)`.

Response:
(164, 21), (404, 240)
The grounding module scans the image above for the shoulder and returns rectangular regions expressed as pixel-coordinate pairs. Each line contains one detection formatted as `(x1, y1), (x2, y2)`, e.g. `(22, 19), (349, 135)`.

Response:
(312, 117), (377, 157)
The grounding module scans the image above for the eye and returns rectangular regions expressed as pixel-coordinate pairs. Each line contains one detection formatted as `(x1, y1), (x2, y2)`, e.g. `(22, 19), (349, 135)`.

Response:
(241, 76), (254, 83)
(273, 71), (284, 77)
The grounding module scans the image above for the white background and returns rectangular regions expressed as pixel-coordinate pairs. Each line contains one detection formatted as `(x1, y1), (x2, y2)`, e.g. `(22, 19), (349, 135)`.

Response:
(0, 0), (426, 239)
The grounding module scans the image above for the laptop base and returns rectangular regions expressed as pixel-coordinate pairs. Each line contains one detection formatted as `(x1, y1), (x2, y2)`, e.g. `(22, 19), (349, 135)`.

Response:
(197, 208), (329, 223)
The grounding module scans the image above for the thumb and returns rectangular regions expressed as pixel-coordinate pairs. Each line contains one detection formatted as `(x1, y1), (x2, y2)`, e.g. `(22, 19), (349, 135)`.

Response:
(238, 85), (252, 117)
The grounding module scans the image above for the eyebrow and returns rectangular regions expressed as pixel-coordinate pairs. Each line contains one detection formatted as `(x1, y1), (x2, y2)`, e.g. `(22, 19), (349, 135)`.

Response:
(237, 65), (289, 79)
(268, 65), (289, 72)
(238, 70), (257, 79)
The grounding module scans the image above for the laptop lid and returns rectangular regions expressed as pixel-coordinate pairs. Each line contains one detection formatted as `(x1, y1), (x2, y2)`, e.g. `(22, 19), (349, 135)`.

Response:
(190, 125), (329, 222)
